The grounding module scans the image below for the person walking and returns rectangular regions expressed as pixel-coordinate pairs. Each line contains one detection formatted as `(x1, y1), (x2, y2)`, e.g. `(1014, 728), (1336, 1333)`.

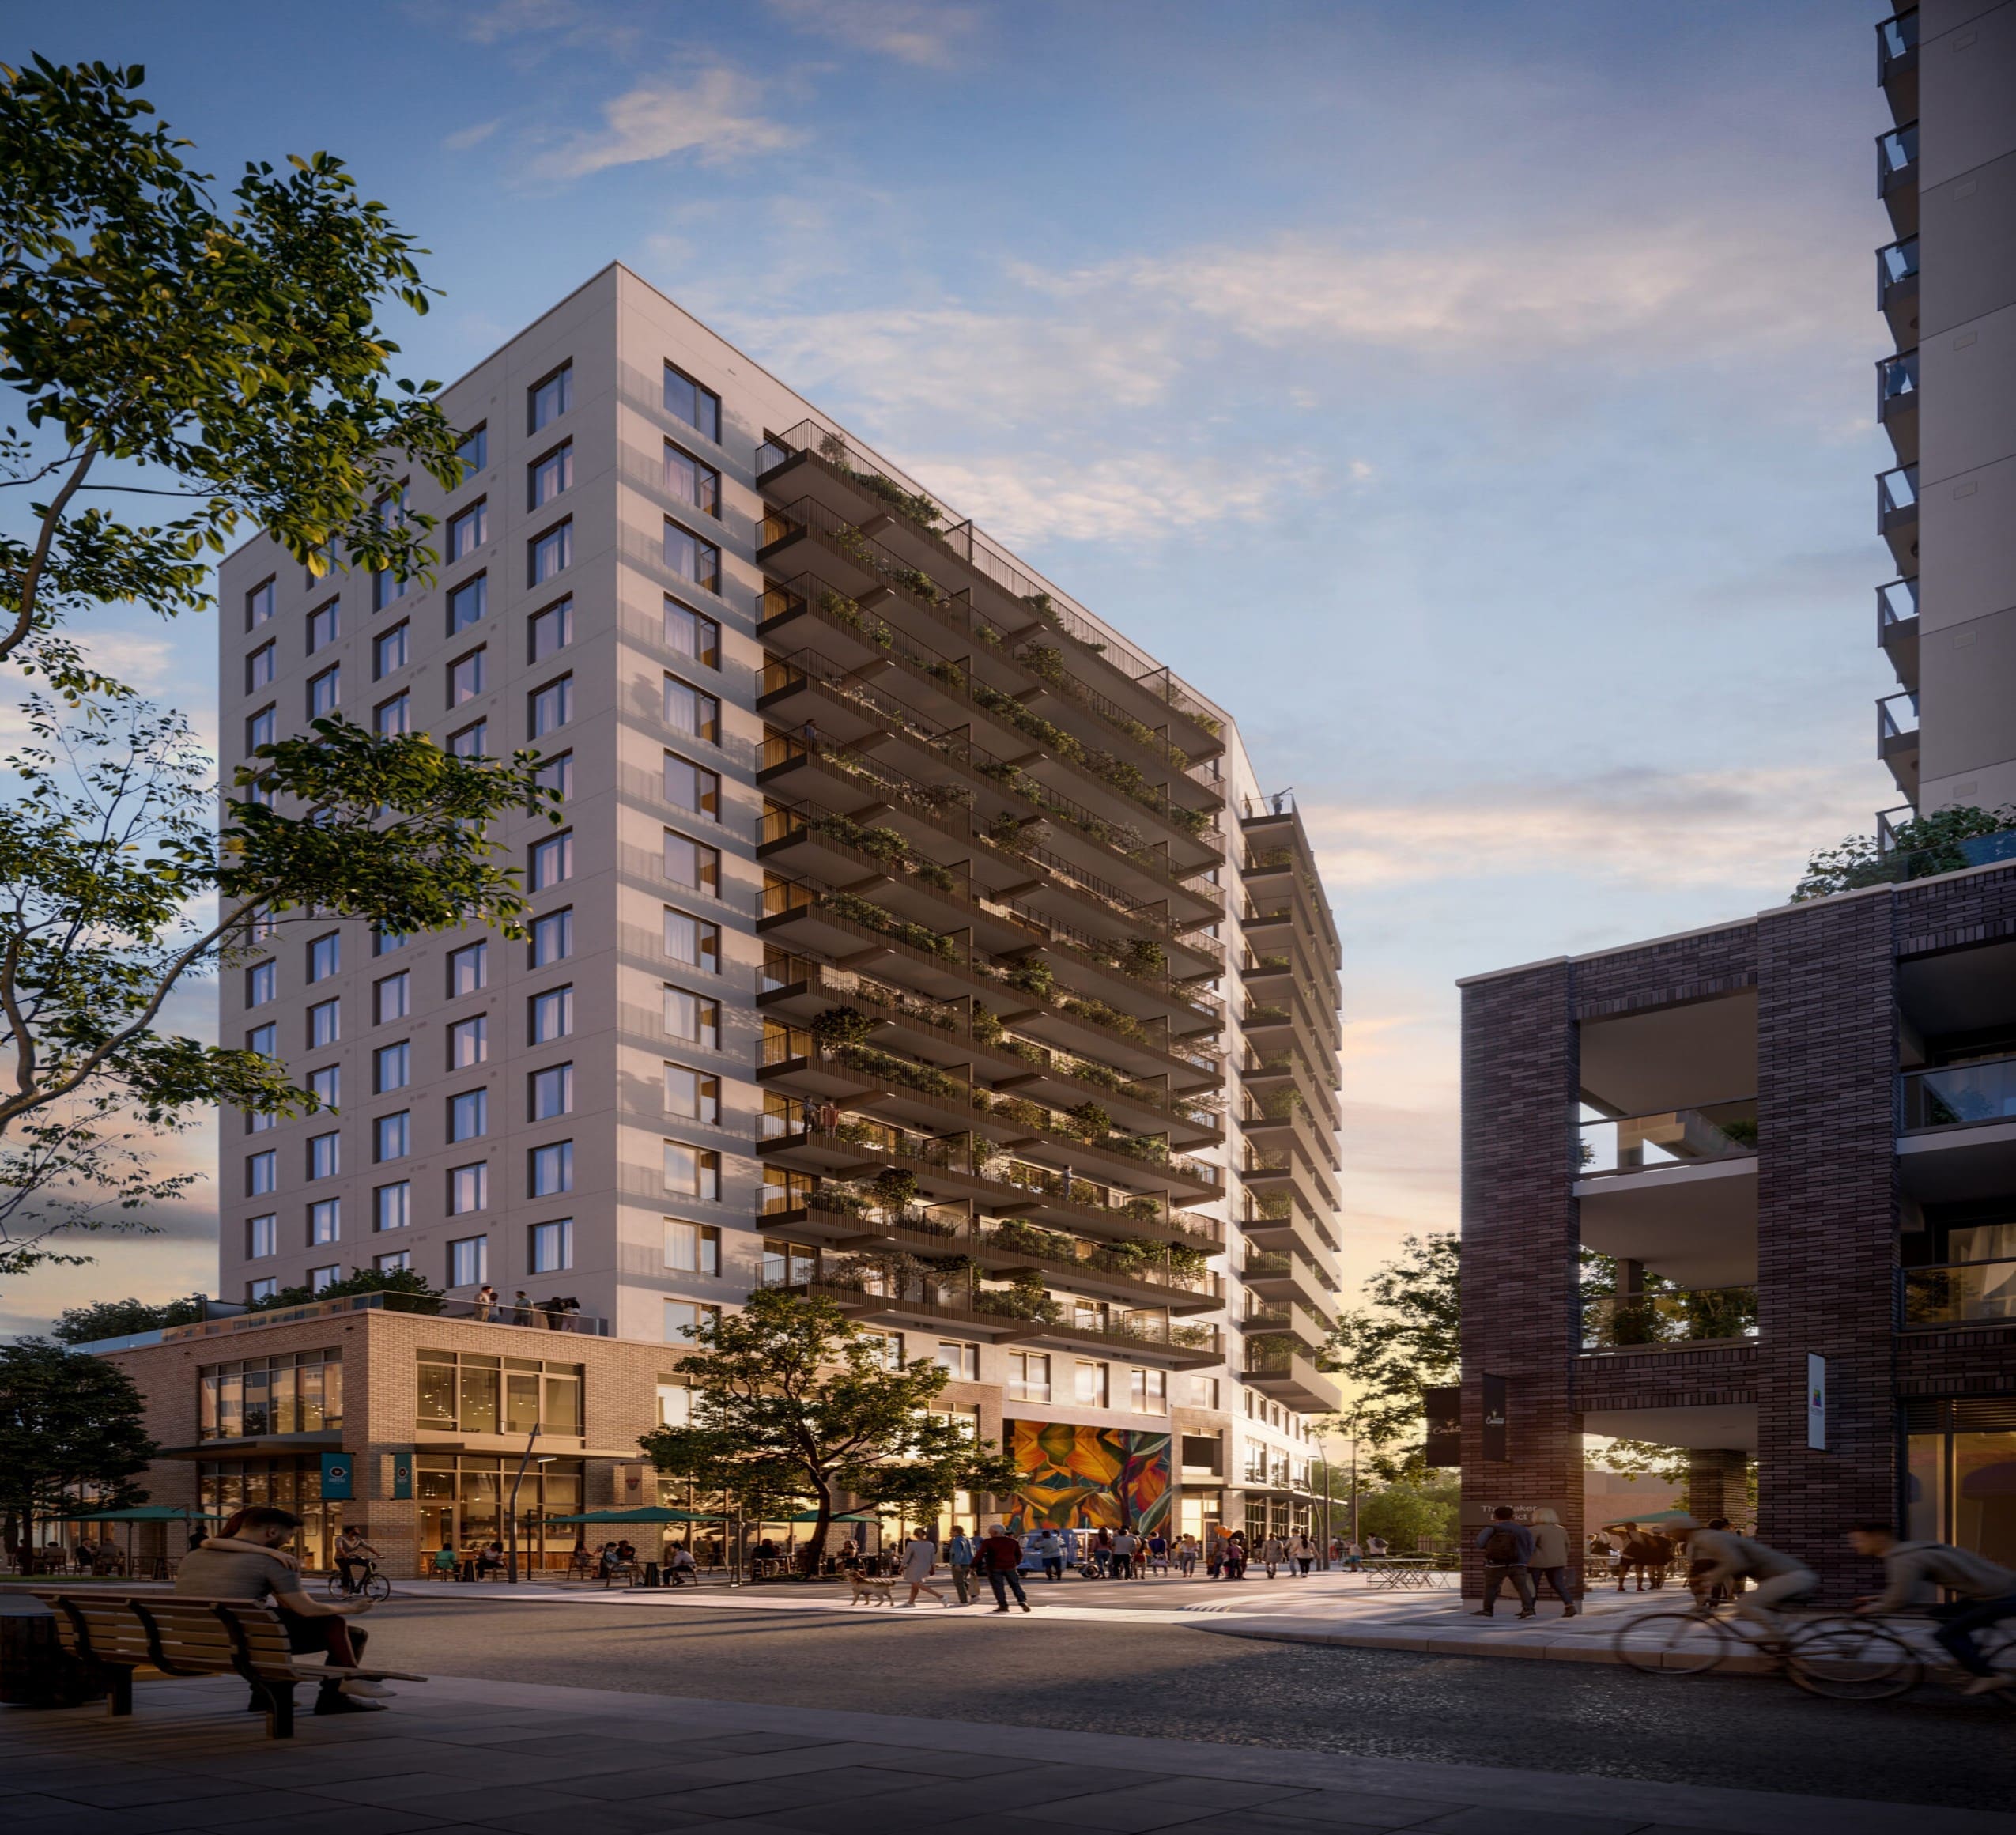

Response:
(1613, 1521), (1651, 1591)
(1471, 1505), (1538, 1619)
(1848, 1521), (2016, 1694)
(1528, 1506), (1577, 1616)
(1291, 1532), (1317, 1576)
(1111, 1528), (1138, 1580)
(1225, 1531), (1248, 1580)
(1207, 1531), (1227, 1579)
(978, 1525), (1033, 1614)
(946, 1525), (977, 1604)
(1092, 1527), (1114, 1576)
(899, 1529), (952, 1607)
(1034, 1527), (1065, 1582)
(1176, 1533), (1199, 1577)
(1643, 1528), (1674, 1591)
(1060, 1524), (1082, 1575)
(1146, 1530), (1169, 1575)
(1260, 1533), (1287, 1579)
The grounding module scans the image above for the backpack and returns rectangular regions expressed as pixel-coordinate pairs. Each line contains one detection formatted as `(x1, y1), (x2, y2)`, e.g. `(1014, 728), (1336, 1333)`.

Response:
(1482, 1526), (1523, 1563)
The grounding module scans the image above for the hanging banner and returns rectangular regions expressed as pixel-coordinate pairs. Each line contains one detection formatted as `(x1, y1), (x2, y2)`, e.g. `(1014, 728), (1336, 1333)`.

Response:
(1423, 1385), (1461, 1467)
(320, 1452), (355, 1501)
(1481, 1374), (1508, 1462)
(1806, 1354), (1827, 1450)
(391, 1452), (414, 1501)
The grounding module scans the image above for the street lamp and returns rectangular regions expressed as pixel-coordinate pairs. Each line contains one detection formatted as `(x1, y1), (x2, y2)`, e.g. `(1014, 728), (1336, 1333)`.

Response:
(505, 1425), (553, 1584)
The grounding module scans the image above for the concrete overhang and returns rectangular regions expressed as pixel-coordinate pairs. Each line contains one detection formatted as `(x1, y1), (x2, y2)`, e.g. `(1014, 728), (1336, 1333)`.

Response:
(1576, 1158), (1757, 1287)
(1581, 1402), (1757, 1452)
(1897, 1120), (2016, 1200)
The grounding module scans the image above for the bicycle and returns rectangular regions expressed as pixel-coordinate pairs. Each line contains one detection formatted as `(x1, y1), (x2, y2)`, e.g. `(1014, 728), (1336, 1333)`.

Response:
(1853, 1613), (2016, 1705)
(1613, 1601), (1917, 1699)
(325, 1559), (392, 1603)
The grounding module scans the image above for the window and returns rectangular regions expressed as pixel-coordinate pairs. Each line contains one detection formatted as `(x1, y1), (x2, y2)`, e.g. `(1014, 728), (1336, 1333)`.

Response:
(449, 1234), (489, 1286)
(663, 363), (720, 442)
(309, 1065), (341, 1110)
(449, 1088), (489, 1142)
(374, 1112), (410, 1162)
(375, 1181), (410, 1231)
(860, 1331), (904, 1372)
(449, 1164), (489, 1216)
(310, 1199), (341, 1245)
(530, 1063), (574, 1120)
(534, 751), (572, 801)
(417, 1348), (583, 1434)
(663, 519), (719, 592)
(307, 598), (339, 653)
(529, 831), (573, 891)
(448, 719), (488, 758)
(373, 1040), (411, 1093)
(663, 674), (719, 741)
(376, 691), (411, 738)
(449, 1014), (489, 1067)
(663, 1219), (721, 1275)
(198, 1347), (346, 1440)
(937, 1341), (980, 1380)
(247, 640), (276, 693)
(247, 578), (276, 629)
(663, 908), (720, 972)
(447, 941), (489, 997)
(247, 961), (277, 1007)
(374, 621), (409, 679)
(530, 908), (573, 967)
(657, 1382), (692, 1427)
(308, 932), (341, 982)
(308, 664), (340, 717)
(247, 705), (277, 754)
(1076, 1361), (1110, 1409)
(662, 987), (719, 1049)
(1189, 1376), (1221, 1410)
(374, 1250), (411, 1274)
(761, 1238), (816, 1286)
(309, 1131), (341, 1180)
(530, 985), (573, 1044)
(664, 1299), (718, 1344)
(663, 753), (720, 820)
(529, 674), (572, 736)
(664, 442), (719, 516)
(528, 598), (572, 661)
(375, 972), (410, 1023)
(456, 423), (487, 475)
(247, 1022), (277, 1057)
(308, 999), (341, 1048)
(448, 648), (486, 704)
(1007, 1351), (1051, 1403)
(529, 1218), (572, 1274)
(247, 1150), (277, 1195)
(663, 830), (720, 895)
(530, 1141), (573, 1196)
(1131, 1368), (1168, 1414)
(663, 1063), (719, 1124)
(447, 572), (487, 632)
(661, 1142), (719, 1200)
(665, 598), (719, 668)
(249, 1278), (279, 1304)
(530, 441), (572, 508)
(309, 1263), (339, 1292)
(530, 363), (572, 432)
(447, 499), (489, 561)
(530, 520), (572, 583)
(247, 1105), (277, 1135)
(247, 1214), (277, 1259)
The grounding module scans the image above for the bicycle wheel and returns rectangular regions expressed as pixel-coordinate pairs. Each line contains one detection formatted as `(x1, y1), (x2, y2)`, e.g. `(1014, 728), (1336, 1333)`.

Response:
(362, 1571), (392, 1603)
(323, 1572), (352, 1601)
(1614, 1610), (1727, 1675)
(1787, 1619), (1920, 1701)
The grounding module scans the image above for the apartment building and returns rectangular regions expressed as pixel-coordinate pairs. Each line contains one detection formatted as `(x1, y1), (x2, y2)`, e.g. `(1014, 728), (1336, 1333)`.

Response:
(1455, 7), (2016, 1597)
(89, 265), (1344, 1573)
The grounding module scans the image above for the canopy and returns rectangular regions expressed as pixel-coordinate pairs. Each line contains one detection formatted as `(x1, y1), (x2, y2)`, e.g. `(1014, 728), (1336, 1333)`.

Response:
(542, 1507), (726, 1524)
(61, 1506), (227, 1523)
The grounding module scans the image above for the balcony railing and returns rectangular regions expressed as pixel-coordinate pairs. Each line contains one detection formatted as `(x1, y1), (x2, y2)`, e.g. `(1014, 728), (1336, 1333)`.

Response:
(1877, 236), (1918, 311)
(1877, 348), (1917, 416)
(1900, 1055), (2016, 1131)
(1877, 577), (1917, 636)
(1876, 9), (1917, 82)
(1878, 689), (1919, 750)
(1877, 463), (1918, 527)
(160, 1289), (611, 1343)
(1877, 120), (1918, 194)
(1582, 1286), (1757, 1353)
(1577, 1100), (1757, 1175)
(1900, 1258), (2016, 1328)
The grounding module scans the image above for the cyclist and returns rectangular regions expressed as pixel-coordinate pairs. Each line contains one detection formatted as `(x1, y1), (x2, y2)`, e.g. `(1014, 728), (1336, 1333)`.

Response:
(1848, 1521), (2016, 1696)
(333, 1525), (379, 1597)
(1680, 1517), (1817, 1638)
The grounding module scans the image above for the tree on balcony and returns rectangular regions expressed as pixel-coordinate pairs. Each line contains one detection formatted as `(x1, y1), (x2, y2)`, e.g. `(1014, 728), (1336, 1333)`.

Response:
(1792, 803), (2016, 900)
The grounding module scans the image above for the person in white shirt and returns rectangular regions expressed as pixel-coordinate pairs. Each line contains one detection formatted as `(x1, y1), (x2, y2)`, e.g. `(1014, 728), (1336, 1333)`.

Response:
(899, 1529), (951, 1607)
(1849, 1521), (2016, 1694)
(1259, 1535), (1287, 1578)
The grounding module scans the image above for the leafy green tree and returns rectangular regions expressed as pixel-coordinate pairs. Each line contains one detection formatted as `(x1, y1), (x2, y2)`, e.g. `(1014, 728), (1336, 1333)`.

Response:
(0, 1338), (158, 1561)
(639, 1289), (1017, 1575)
(1793, 804), (2016, 901)
(1357, 1473), (1460, 1552)
(0, 57), (460, 698)
(249, 1266), (442, 1313)
(50, 1292), (207, 1344)
(1320, 1232), (1459, 1480)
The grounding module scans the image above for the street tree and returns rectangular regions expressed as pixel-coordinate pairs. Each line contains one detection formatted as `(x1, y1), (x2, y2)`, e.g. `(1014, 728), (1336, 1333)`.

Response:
(0, 1338), (158, 1561)
(639, 1289), (1018, 1574)
(1320, 1231), (1459, 1481)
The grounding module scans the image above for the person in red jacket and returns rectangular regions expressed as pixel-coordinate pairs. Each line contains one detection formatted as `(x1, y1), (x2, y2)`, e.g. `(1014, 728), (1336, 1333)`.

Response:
(978, 1526), (1033, 1614)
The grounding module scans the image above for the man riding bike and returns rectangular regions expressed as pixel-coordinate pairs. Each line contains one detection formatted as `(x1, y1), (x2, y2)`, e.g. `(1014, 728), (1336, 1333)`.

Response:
(1681, 1518), (1818, 1638)
(1848, 1521), (2016, 1696)
(333, 1526), (380, 1596)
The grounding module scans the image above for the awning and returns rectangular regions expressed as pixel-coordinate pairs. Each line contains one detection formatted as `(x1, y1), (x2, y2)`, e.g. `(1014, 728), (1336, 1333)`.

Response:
(56, 1506), (228, 1523)
(542, 1507), (727, 1524)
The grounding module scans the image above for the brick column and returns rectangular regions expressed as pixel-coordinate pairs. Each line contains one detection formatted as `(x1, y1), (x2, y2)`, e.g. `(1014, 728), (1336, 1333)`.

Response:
(1755, 892), (1898, 1598)
(1684, 1448), (1748, 1524)
(1459, 961), (1582, 1597)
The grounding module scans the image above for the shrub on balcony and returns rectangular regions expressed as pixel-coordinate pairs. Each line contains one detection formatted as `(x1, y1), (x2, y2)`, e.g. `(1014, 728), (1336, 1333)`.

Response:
(835, 1043), (962, 1101)
(969, 1003), (1004, 1046)
(892, 565), (941, 602)
(1070, 1101), (1112, 1142)
(1127, 938), (1167, 976)
(989, 1218), (1078, 1263)
(823, 891), (959, 961)
(1792, 803), (2016, 899)
(870, 1168), (920, 1213)
(1105, 1132), (1168, 1166)
(984, 810), (1032, 851)
(811, 1006), (879, 1050)
(1123, 1195), (1165, 1223)
(1005, 957), (1056, 999)
(1059, 994), (1147, 1043)
(972, 1274), (1063, 1324)
(813, 1184), (873, 1218)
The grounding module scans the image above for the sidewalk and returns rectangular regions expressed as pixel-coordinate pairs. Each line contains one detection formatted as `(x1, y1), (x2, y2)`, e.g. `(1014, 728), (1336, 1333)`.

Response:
(5, 1669), (2011, 1835)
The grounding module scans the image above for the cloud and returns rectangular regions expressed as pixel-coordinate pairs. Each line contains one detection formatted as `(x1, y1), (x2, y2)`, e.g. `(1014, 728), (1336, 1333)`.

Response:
(444, 119), (503, 151)
(530, 66), (800, 180)
(455, 0), (593, 43)
(764, 0), (983, 67)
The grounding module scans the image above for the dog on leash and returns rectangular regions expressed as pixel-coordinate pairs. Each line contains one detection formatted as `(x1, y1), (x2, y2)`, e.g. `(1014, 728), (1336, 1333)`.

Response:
(847, 1572), (898, 1606)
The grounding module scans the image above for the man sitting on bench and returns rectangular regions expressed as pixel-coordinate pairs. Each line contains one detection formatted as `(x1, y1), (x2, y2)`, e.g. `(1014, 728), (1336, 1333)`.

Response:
(176, 1506), (388, 1716)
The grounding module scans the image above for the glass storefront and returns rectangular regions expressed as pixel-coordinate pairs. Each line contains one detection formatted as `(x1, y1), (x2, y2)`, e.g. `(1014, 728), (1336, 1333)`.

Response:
(415, 1350), (582, 1436)
(1905, 1399), (2016, 1567)
(198, 1349), (342, 1440)
(198, 1457), (343, 1570)
(414, 1454), (584, 1573)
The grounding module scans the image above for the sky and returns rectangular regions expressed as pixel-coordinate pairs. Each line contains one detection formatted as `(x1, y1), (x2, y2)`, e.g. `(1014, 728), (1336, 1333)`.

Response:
(0, 0), (1900, 1335)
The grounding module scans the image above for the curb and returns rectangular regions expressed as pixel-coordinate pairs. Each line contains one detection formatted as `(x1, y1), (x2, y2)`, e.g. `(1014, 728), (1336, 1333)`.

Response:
(1195, 1619), (1780, 1673)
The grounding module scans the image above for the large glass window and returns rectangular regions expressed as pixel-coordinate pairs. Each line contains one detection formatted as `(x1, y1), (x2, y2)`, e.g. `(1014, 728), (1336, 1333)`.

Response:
(662, 1142), (719, 1200)
(663, 519), (719, 593)
(308, 664), (340, 717)
(307, 598), (340, 653)
(663, 1063), (719, 1123)
(530, 674), (572, 737)
(530, 363), (572, 432)
(530, 1063), (574, 1120)
(664, 442), (719, 516)
(449, 1235), (489, 1287)
(530, 985), (573, 1043)
(308, 998), (340, 1048)
(663, 908), (719, 973)
(665, 598), (719, 668)
(447, 498), (489, 561)
(247, 578), (276, 630)
(530, 1140), (573, 1197)
(529, 598), (572, 662)
(663, 674), (719, 741)
(663, 363), (720, 442)
(664, 1218), (721, 1274)
(664, 753), (720, 820)
(530, 520), (572, 584)
(448, 940), (489, 997)
(1908, 1406), (2016, 1566)
(449, 1162), (489, 1216)
(530, 908), (573, 967)
(449, 1088), (489, 1142)
(199, 1349), (343, 1439)
(530, 442), (572, 508)
(457, 424), (488, 475)
(447, 573), (488, 633)
(663, 830), (720, 897)
(449, 1014), (489, 1067)
(663, 987), (719, 1049)
(374, 621), (409, 679)
(529, 1218), (572, 1274)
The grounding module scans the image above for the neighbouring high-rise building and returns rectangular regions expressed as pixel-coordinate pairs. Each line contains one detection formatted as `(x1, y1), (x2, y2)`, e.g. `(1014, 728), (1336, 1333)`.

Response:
(85, 265), (1345, 1573)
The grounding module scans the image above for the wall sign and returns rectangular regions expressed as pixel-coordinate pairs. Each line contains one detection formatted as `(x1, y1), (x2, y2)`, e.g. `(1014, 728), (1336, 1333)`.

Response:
(1806, 1354), (1826, 1451)
(391, 1453), (414, 1501)
(1481, 1374), (1508, 1462)
(1423, 1385), (1460, 1467)
(320, 1452), (354, 1501)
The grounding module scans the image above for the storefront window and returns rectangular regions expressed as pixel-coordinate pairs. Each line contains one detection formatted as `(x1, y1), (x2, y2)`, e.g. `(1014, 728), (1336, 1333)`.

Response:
(416, 1349), (582, 1435)
(198, 1456), (340, 1569)
(459, 1357), (501, 1433)
(197, 1350), (342, 1440)
(415, 1454), (586, 1573)
(1905, 1403), (2016, 1565)
(1955, 1433), (2016, 1567)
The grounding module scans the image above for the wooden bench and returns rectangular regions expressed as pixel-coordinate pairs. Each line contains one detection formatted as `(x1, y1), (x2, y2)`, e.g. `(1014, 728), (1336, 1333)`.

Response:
(32, 1589), (425, 1739)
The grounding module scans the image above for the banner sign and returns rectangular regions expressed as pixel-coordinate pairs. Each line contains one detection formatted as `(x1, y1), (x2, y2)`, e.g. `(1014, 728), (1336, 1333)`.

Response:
(1806, 1354), (1826, 1450)
(1481, 1374), (1508, 1462)
(1423, 1385), (1461, 1467)
(391, 1453), (413, 1501)
(320, 1452), (354, 1501)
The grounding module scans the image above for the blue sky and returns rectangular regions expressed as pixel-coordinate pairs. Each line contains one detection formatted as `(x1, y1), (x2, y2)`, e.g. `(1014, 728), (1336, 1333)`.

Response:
(2, 0), (1898, 1330)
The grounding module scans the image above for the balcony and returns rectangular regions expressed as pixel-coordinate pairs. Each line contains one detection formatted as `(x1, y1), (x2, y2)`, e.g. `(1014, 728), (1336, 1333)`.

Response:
(1900, 1259), (2016, 1330)
(1232, 1297), (1327, 1353)
(1877, 120), (1918, 236)
(1901, 1056), (2016, 1131)
(1877, 349), (1917, 465)
(1877, 463), (1918, 572)
(1877, 236), (1919, 341)
(1576, 1103), (1757, 1292)
(1877, 689), (1920, 800)
(1877, 9), (1917, 118)
(1581, 1285), (1758, 1354)
(1897, 1056), (2016, 1202)
(157, 1289), (612, 1343)
(1577, 1101), (1757, 1176)
(1878, 577), (1919, 693)
(1241, 1248), (1338, 1323)
(1242, 1338), (1342, 1412)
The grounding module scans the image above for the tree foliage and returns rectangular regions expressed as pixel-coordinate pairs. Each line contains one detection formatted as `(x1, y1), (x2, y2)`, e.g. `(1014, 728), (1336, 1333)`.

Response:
(0, 1338), (157, 1552)
(1357, 1473), (1460, 1551)
(249, 1265), (442, 1313)
(1319, 1232), (1458, 1480)
(639, 1289), (1018, 1574)
(50, 1291), (208, 1344)
(1792, 804), (2016, 901)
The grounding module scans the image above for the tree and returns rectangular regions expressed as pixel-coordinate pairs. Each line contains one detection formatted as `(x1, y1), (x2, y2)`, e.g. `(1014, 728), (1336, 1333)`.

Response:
(1, 58), (459, 700)
(1793, 804), (2016, 901)
(639, 1289), (1018, 1575)
(1319, 1232), (1458, 1480)
(0, 1338), (158, 1561)
(50, 1292), (206, 1344)
(1357, 1472), (1460, 1552)
(249, 1265), (441, 1314)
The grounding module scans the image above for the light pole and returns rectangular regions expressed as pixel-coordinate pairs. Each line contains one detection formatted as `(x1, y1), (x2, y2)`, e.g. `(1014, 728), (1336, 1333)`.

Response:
(505, 1425), (548, 1584)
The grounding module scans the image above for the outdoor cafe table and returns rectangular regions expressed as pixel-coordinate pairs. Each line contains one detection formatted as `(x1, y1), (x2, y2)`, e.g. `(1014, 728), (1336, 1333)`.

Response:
(1365, 1557), (1452, 1589)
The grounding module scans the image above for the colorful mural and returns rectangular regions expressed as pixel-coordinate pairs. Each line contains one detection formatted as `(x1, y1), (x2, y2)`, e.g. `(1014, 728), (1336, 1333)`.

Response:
(1002, 1421), (1172, 1532)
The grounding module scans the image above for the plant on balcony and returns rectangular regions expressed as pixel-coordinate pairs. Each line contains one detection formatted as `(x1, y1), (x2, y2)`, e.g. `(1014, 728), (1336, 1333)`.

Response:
(1104, 1132), (1168, 1167)
(1171, 1323), (1215, 1349)
(913, 859), (959, 893)
(1004, 957), (1056, 999)
(972, 1272), (1063, 1325)
(989, 1094), (1049, 1131)
(1126, 938), (1167, 976)
(813, 1183), (873, 1218)
(969, 1003), (1004, 1046)
(822, 891), (960, 961)
(988, 1217), (1078, 1263)
(1258, 1088), (1304, 1121)
(1246, 1002), (1290, 1027)
(836, 1043), (963, 1102)
(810, 810), (910, 865)
(811, 1006), (878, 1051)
(984, 810), (1032, 851)
(1021, 591), (1063, 629)
(1792, 803), (2016, 900)
(1252, 1191), (1293, 1220)
(1718, 1117), (1759, 1149)
(892, 565), (942, 602)
(1058, 994), (1148, 1044)
(1068, 1101), (1112, 1143)
(249, 1265), (443, 1315)
(1123, 1195), (1165, 1224)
